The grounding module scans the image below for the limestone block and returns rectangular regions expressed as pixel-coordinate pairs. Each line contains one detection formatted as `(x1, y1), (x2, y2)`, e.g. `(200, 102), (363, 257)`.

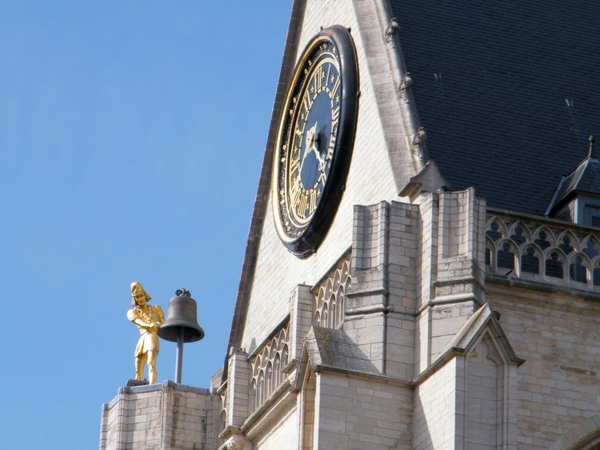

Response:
(313, 372), (412, 450)
(227, 350), (251, 427)
(100, 382), (217, 450)
(289, 284), (313, 363)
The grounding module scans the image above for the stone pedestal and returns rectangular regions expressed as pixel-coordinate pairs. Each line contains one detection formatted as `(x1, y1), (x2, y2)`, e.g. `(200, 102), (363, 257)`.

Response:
(100, 381), (218, 450)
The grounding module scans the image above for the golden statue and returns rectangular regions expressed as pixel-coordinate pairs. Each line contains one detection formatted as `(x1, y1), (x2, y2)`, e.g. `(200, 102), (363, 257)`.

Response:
(127, 282), (165, 384)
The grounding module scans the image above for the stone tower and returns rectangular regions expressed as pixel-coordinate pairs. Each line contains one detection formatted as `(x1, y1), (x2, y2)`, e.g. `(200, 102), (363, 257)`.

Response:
(101, 1), (600, 449)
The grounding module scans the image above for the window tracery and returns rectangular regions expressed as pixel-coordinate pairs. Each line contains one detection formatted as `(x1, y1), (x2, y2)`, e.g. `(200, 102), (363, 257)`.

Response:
(486, 213), (600, 290)
(313, 258), (351, 329)
(248, 325), (289, 413)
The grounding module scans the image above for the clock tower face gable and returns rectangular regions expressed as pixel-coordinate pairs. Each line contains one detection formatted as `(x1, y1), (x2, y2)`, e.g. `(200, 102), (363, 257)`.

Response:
(234, 0), (415, 368)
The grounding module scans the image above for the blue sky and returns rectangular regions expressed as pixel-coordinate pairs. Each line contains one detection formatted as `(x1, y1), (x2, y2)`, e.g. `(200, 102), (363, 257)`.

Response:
(0, 2), (291, 448)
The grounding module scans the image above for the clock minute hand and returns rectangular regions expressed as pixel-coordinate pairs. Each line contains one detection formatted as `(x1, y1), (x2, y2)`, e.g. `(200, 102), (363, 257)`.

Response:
(299, 125), (315, 175)
(313, 127), (328, 172)
(314, 146), (326, 172)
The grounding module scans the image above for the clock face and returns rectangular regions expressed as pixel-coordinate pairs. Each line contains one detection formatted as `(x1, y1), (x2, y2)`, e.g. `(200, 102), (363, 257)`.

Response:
(272, 26), (359, 258)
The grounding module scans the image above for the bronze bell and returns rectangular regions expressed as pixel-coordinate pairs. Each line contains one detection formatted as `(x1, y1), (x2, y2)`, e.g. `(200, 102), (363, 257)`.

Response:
(158, 289), (205, 343)
(158, 289), (204, 383)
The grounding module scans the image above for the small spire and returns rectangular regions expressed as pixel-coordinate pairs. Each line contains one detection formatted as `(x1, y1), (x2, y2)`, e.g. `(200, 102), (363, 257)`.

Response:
(589, 135), (597, 159)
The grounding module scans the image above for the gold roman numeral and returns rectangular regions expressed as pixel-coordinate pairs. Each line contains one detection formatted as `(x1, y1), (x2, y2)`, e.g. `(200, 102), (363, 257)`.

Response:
(289, 155), (300, 175)
(327, 135), (336, 161)
(301, 91), (313, 116)
(291, 179), (302, 208)
(314, 64), (326, 90)
(331, 104), (340, 127)
(331, 75), (341, 100)
(308, 190), (317, 216)
(297, 193), (308, 219)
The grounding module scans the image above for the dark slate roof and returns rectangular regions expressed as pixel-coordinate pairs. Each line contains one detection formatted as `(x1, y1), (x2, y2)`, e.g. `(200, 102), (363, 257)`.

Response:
(390, 0), (600, 215)
(547, 139), (600, 215)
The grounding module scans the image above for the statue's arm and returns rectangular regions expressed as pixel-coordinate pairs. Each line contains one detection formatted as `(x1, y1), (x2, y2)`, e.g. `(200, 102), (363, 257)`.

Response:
(155, 306), (165, 326)
(126, 309), (137, 322)
(127, 309), (157, 331)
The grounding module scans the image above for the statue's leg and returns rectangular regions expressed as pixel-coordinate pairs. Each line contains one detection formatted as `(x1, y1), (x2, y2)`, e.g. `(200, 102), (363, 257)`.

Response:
(135, 353), (147, 381)
(147, 350), (158, 384)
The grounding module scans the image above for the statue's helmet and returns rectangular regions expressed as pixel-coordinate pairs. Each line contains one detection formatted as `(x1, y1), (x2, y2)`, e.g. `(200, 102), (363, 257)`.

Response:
(131, 281), (151, 306)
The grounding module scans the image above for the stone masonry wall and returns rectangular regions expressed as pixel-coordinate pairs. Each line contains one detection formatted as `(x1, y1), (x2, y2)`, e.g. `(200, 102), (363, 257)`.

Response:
(415, 189), (487, 374)
(489, 282), (600, 449)
(100, 382), (217, 450)
(253, 408), (300, 450)
(347, 200), (419, 381)
(465, 337), (501, 450)
(412, 358), (463, 450)
(314, 372), (413, 450)
(241, 0), (402, 356)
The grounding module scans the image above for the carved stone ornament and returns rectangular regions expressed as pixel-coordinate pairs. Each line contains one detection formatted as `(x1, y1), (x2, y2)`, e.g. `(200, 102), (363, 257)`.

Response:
(225, 435), (251, 450)
(398, 72), (413, 101)
(313, 257), (351, 329)
(412, 127), (427, 158)
(385, 17), (400, 43)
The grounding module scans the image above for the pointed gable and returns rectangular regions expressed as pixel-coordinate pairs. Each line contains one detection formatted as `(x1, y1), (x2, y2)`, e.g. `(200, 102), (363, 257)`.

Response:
(226, 0), (443, 361)
(441, 303), (524, 367)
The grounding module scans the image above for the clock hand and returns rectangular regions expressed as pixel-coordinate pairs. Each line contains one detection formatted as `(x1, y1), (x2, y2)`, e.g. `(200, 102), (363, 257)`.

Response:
(314, 125), (332, 173)
(314, 147), (326, 172)
(301, 122), (319, 170)
(307, 122), (327, 172)
(299, 125), (315, 175)
(308, 122), (318, 154)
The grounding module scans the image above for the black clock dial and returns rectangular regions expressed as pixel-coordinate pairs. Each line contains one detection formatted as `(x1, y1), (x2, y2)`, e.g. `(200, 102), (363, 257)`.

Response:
(299, 93), (332, 190)
(272, 26), (358, 258)
(287, 57), (340, 227)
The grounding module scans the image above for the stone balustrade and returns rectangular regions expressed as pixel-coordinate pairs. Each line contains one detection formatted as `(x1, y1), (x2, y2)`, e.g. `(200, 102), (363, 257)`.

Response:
(486, 208), (600, 291)
(248, 324), (290, 413)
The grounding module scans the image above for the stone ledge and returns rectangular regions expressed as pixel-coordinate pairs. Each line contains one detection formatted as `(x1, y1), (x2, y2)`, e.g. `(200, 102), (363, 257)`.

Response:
(486, 273), (600, 302)
(102, 380), (212, 411)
